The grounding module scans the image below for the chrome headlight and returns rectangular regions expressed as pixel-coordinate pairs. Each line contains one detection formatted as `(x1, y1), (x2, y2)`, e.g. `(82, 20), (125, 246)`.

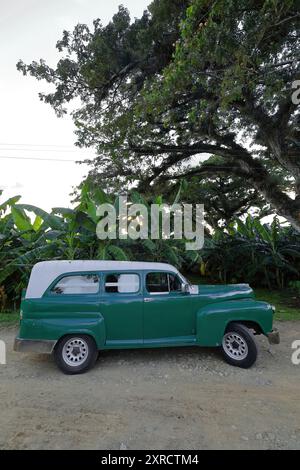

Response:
(271, 305), (276, 315)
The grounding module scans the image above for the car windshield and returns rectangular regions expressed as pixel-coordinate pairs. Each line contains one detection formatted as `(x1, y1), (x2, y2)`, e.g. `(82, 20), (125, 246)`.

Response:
(177, 272), (191, 286)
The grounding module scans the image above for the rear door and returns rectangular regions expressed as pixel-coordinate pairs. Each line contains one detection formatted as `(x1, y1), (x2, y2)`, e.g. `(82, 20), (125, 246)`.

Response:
(142, 271), (196, 344)
(100, 271), (143, 347)
(23, 272), (102, 341)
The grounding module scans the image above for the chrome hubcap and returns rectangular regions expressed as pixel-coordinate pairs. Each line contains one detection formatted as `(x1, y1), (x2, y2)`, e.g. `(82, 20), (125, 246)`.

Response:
(222, 332), (248, 360)
(62, 338), (88, 367)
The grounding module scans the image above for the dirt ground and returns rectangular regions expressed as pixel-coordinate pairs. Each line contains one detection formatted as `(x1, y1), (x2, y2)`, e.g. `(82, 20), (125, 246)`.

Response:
(0, 321), (300, 450)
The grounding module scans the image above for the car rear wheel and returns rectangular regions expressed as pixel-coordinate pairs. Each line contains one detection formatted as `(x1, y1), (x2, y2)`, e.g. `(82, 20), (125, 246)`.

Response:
(54, 335), (98, 374)
(221, 323), (257, 368)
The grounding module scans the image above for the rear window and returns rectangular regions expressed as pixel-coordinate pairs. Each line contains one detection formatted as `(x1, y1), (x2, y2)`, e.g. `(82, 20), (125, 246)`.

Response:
(105, 273), (140, 293)
(51, 274), (100, 295)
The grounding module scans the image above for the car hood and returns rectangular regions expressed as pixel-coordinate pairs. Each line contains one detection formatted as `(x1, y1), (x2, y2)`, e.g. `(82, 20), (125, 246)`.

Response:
(191, 283), (254, 302)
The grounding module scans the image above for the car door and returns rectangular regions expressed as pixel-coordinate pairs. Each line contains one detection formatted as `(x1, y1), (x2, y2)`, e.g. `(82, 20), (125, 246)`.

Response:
(143, 271), (196, 344)
(28, 272), (102, 341)
(100, 271), (143, 347)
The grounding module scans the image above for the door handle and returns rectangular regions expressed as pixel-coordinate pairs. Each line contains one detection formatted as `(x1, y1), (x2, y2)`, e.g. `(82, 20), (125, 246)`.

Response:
(144, 298), (153, 302)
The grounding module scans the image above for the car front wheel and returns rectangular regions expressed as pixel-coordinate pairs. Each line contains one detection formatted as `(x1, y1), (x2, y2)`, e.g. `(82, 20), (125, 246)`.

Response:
(54, 335), (98, 374)
(221, 323), (257, 368)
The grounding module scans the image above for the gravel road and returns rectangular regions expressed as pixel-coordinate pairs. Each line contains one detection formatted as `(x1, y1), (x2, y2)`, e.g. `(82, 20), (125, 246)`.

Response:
(0, 321), (299, 450)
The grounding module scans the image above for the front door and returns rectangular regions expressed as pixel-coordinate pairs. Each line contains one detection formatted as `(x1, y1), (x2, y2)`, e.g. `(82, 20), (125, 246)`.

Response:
(100, 272), (143, 347)
(143, 271), (196, 344)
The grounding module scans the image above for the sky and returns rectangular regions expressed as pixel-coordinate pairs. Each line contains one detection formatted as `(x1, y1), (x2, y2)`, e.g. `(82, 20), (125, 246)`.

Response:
(0, 0), (149, 211)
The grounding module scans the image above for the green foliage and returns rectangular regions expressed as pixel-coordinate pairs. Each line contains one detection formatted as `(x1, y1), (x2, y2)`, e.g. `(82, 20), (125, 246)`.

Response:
(0, 311), (20, 326)
(200, 216), (300, 288)
(164, 171), (271, 229)
(0, 186), (199, 305)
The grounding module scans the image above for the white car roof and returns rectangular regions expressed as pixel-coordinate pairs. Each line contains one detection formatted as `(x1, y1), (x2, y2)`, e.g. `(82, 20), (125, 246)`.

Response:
(25, 260), (179, 299)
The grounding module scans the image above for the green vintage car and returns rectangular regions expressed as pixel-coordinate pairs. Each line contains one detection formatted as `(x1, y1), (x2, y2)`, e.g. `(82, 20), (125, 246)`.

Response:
(14, 260), (279, 374)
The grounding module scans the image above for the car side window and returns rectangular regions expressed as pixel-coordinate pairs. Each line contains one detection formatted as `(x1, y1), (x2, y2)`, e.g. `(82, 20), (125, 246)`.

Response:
(104, 273), (140, 293)
(169, 273), (182, 292)
(146, 272), (182, 294)
(146, 272), (169, 293)
(51, 274), (99, 295)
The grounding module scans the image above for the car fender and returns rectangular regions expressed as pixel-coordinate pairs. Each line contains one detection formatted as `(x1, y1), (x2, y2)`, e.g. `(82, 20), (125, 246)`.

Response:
(196, 299), (273, 346)
(20, 312), (106, 350)
(59, 314), (106, 349)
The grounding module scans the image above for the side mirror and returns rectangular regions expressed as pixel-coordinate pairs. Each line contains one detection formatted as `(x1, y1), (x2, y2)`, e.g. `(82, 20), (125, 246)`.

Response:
(181, 283), (190, 294)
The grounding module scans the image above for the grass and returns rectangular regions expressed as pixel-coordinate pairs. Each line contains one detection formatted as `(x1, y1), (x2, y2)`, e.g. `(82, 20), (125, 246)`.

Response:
(0, 311), (19, 326)
(254, 288), (300, 321)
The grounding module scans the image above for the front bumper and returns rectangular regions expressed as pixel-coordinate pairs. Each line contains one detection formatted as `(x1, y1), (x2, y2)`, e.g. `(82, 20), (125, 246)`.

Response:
(14, 338), (57, 354)
(267, 328), (280, 345)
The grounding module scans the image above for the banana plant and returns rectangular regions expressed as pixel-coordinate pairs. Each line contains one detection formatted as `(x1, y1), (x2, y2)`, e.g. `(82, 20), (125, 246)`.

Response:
(201, 216), (300, 288)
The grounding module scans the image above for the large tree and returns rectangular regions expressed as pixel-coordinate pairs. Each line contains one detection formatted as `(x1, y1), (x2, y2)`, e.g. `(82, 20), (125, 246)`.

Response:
(166, 173), (271, 230)
(18, 0), (300, 228)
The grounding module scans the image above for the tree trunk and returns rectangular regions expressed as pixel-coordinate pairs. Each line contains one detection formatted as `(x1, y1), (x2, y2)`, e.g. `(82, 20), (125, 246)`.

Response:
(253, 180), (300, 231)
(236, 157), (300, 232)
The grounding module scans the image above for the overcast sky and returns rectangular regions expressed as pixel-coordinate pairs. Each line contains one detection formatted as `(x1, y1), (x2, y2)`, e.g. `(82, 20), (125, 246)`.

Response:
(0, 0), (149, 210)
